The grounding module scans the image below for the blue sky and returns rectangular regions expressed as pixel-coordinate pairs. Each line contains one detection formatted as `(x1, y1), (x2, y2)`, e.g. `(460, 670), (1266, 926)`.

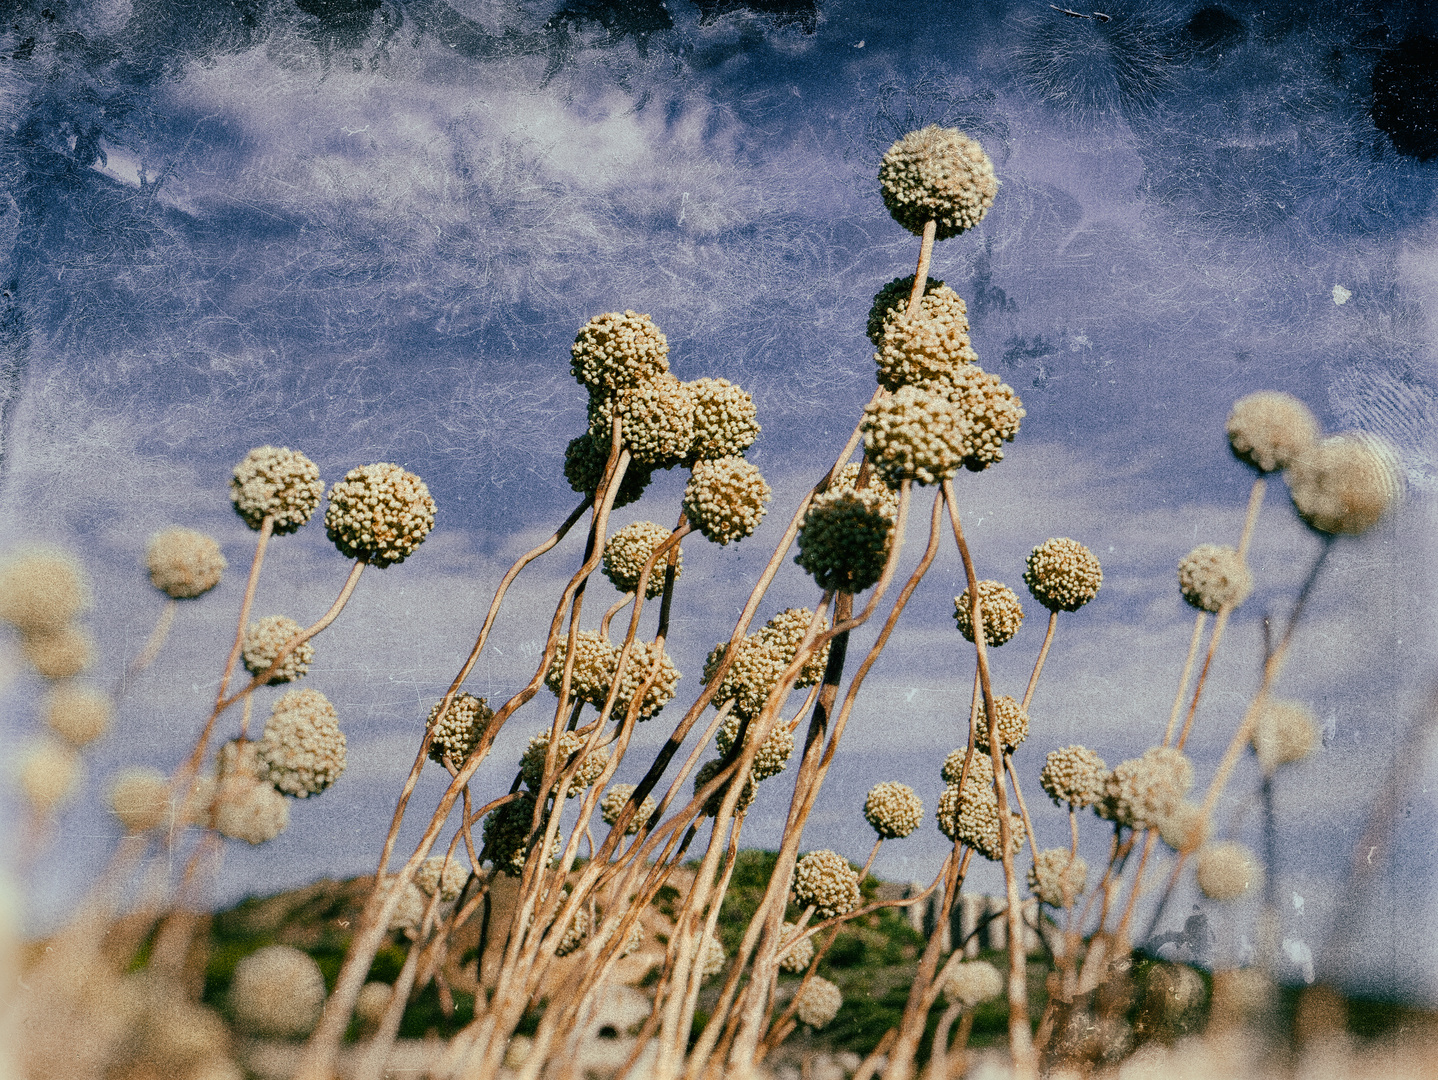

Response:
(2, 0), (1436, 1001)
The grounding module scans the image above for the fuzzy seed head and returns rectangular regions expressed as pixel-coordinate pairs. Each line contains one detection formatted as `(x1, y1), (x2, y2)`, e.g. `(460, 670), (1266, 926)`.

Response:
(229, 446), (324, 534)
(879, 126), (998, 240)
(864, 781), (924, 839)
(1029, 848), (1089, 907)
(0, 548), (90, 636)
(794, 976), (843, 1028)
(43, 683), (112, 747)
(256, 688), (346, 798)
(792, 850), (861, 920)
(867, 275), (969, 346)
(862, 384), (966, 485)
(1158, 800), (1208, 854)
(415, 856), (470, 901)
(212, 776), (289, 844)
(778, 922), (815, 973)
(21, 625), (94, 679)
(943, 960), (1004, 1007)
(229, 945), (326, 1040)
(795, 487), (896, 594)
(242, 615), (314, 684)
(563, 432), (653, 509)
(686, 377), (760, 462)
(588, 373), (697, 468)
(1227, 392), (1319, 473)
(19, 739), (82, 812)
(1178, 544), (1253, 612)
(874, 291), (977, 391)
(600, 783), (657, 834)
(1251, 699), (1319, 775)
(325, 463), (436, 567)
(1196, 841), (1263, 901)
(1099, 747), (1194, 829)
(108, 766), (172, 832)
(603, 521), (682, 598)
(426, 693), (493, 768)
(570, 310), (670, 393)
(1025, 537), (1103, 612)
(147, 527), (227, 599)
(716, 714), (795, 781)
(937, 778), (1026, 861)
(520, 730), (611, 798)
(1040, 745), (1109, 809)
(683, 457), (772, 545)
(694, 758), (757, 817)
(1287, 434), (1399, 535)
(954, 580), (1025, 646)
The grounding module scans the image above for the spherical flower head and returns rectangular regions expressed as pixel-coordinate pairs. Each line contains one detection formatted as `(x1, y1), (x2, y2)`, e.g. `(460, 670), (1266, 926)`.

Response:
(1287, 434), (1399, 536)
(866, 275), (965, 347)
(483, 792), (549, 876)
(1029, 848), (1088, 907)
(954, 580), (1025, 647)
(388, 881), (427, 934)
(990, 695), (1029, 751)
(570, 310), (670, 394)
(255, 687), (346, 798)
(212, 775), (289, 844)
(229, 446), (324, 534)
(794, 976), (843, 1029)
(1251, 699), (1319, 775)
(19, 739), (83, 812)
(941, 745), (995, 790)
(864, 781), (924, 839)
(686, 377), (760, 463)
(612, 637), (682, 720)
(426, 693), (493, 768)
(874, 296), (977, 392)
(588, 373), (697, 468)
(716, 714), (795, 781)
(43, 683), (112, 747)
(0, 548), (90, 635)
(1025, 538), (1103, 613)
(942, 960), (1004, 1007)
(22, 625), (93, 679)
(1196, 841), (1263, 901)
(778, 922), (815, 973)
(759, 607), (832, 687)
(520, 730), (611, 798)
(697, 932), (726, 979)
(325, 463), (436, 567)
(546, 630), (620, 707)
(1099, 747), (1194, 829)
(1177, 544), (1252, 612)
(564, 432), (653, 509)
(146, 527), (227, 599)
(1040, 745), (1108, 809)
(862, 384), (965, 486)
(415, 855), (470, 901)
(216, 736), (261, 780)
(1157, 800), (1208, 854)
(1227, 392), (1319, 473)
(355, 983), (394, 1028)
(879, 126), (998, 240)
(228, 944), (326, 1040)
(830, 462), (902, 518)
(554, 907), (592, 957)
(683, 457), (772, 545)
(108, 766), (172, 832)
(704, 635), (780, 720)
(792, 850), (861, 920)
(937, 779), (1026, 861)
(600, 783), (657, 834)
(603, 521), (683, 598)
(795, 487), (896, 594)
(935, 366), (1025, 472)
(242, 615), (314, 684)
(694, 758), (757, 817)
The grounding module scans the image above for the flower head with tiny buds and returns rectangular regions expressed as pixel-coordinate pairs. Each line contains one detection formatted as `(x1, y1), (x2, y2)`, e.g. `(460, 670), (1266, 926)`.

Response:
(879, 126), (998, 240)
(686, 377), (760, 463)
(147, 527), (226, 599)
(426, 693), (493, 768)
(1196, 841), (1263, 901)
(1040, 745), (1108, 809)
(866, 276), (953, 346)
(792, 850), (861, 920)
(212, 776), (289, 844)
(482, 793), (560, 876)
(603, 521), (682, 598)
(862, 385), (966, 485)
(415, 856), (470, 901)
(520, 730), (611, 798)
(601, 783), (657, 834)
(1029, 848), (1088, 907)
(954, 581), (1025, 647)
(255, 688), (346, 798)
(588, 373), (697, 468)
(1099, 747), (1193, 829)
(563, 433), (653, 509)
(794, 976), (843, 1029)
(108, 767), (172, 832)
(1227, 392), (1319, 473)
(229, 945), (327, 1040)
(1287, 434), (1399, 536)
(943, 960), (1004, 1007)
(570, 310), (670, 394)
(937, 779), (1026, 861)
(1025, 538), (1103, 612)
(683, 457), (772, 545)
(864, 781), (924, 839)
(22, 626), (93, 679)
(243, 615), (313, 684)
(936, 366), (1025, 472)
(874, 288), (977, 391)
(546, 631), (680, 720)
(778, 922), (815, 973)
(795, 487), (896, 594)
(694, 758), (757, 817)
(44, 684), (112, 748)
(1178, 544), (1252, 612)
(325, 463), (436, 567)
(229, 447), (324, 534)
(1158, 801), (1208, 853)
(941, 746), (995, 790)
(716, 714), (795, 781)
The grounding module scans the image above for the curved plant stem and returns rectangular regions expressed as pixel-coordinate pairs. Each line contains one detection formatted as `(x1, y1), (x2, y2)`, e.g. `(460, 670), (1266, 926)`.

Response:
(1021, 611), (1058, 713)
(1162, 613), (1208, 746)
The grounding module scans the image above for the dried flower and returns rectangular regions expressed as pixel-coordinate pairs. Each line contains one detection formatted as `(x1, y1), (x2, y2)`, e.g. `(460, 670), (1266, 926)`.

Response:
(483, 793), (554, 876)
(1025, 538), (1103, 613)
(1178, 543), (1252, 612)
(242, 615), (314, 683)
(716, 714), (795, 781)
(864, 781), (924, 839)
(146, 527), (227, 600)
(694, 758), (757, 817)
(21, 625), (94, 679)
(867, 275), (945, 344)
(862, 384), (966, 485)
(1287, 434), (1399, 535)
(759, 607), (831, 687)
(415, 855), (470, 901)
(0, 548), (90, 635)
(943, 960), (1004, 1007)
(564, 432), (653, 509)
(355, 983), (394, 1027)
(936, 366), (1025, 472)
(937, 778), (1026, 861)
(255, 688), (346, 798)
(426, 693), (493, 768)
(108, 766), (172, 832)
(1029, 848), (1088, 907)
(990, 694), (1029, 751)
(829, 462), (902, 518)
(954, 580), (1025, 647)
(388, 881), (428, 933)
(554, 906), (592, 957)
(19, 739), (82, 812)
(520, 730), (611, 798)
(794, 976), (843, 1028)
(1251, 699), (1319, 775)
(795, 487), (896, 594)
(325, 463), (437, 567)
(1226, 391), (1319, 473)
(941, 745), (995, 792)
(600, 783), (657, 834)
(792, 850), (861, 920)
(874, 290), (977, 391)
(229, 446), (324, 534)
(588, 373), (697, 468)
(683, 456), (772, 545)
(1040, 745), (1109, 809)
(43, 683), (112, 748)
(703, 609), (831, 720)
(1157, 800), (1208, 854)
(546, 631), (680, 720)
(686, 377), (760, 462)
(212, 776), (289, 844)
(879, 126), (998, 240)
(1196, 841), (1263, 901)
(228, 945), (326, 1039)
(1099, 747), (1194, 829)
(570, 310), (670, 394)
(603, 521), (682, 598)
(778, 922), (815, 973)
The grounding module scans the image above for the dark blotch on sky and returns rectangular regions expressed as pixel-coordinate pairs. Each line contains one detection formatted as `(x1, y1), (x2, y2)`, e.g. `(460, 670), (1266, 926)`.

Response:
(1372, 34), (1438, 161)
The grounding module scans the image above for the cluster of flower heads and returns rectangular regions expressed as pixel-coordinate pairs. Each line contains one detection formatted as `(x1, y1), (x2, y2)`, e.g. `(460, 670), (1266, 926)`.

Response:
(545, 631), (681, 720)
(416, 855), (470, 901)
(1250, 698), (1318, 775)
(872, 283), (976, 391)
(1029, 848), (1088, 908)
(683, 457), (772, 545)
(941, 745), (994, 790)
(600, 783), (657, 834)
(242, 615), (313, 684)
(716, 715), (795, 781)
(866, 275), (949, 345)
(702, 607), (830, 719)
(1195, 841), (1263, 901)
(519, 730), (611, 798)
(146, 527), (226, 599)
(1177, 544), (1252, 613)
(426, 692), (493, 768)
(564, 432), (654, 509)
(254, 688), (347, 798)
(954, 581), (1025, 647)
(603, 521), (682, 598)
(791, 850), (861, 920)
(795, 486), (896, 593)
(1098, 747), (1193, 829)
(878, 126), (998, 240)
(230, 446), (324, 533)
(863, 781), (924, 839)
(0, 548), (94, 685)
(1024, 538), (1103, 613)
(937, 771), (1026, 862)
(694, 758), (757, 817)
(794, 976), (843, 1029)
(324, 462), (437, 567)
(777, 921), (815, 974)
(1040, 745), (1109, 809)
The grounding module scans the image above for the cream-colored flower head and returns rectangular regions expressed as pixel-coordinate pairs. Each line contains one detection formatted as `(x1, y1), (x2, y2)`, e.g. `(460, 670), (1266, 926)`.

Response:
(108, 766), (172, 832)
(795, 487), (896, 594)
(229, 446), (324, 534)
(546, 631), (680, 720)
(864, 781), (924, 839)
(563, 432), (653, 509)
(1196, 841), (1263, 901)
(941, 745), (995, 790)
(1251, 699), (1318, 775)
(989, 695), (1029, 751)
(1178, 544), (1252, 612)
(520, 730), (611, 798)
(603, 521), (682, 598)
(1227, 392), (1319, 473)
(256, 687), (346, 797)
(426, 693), (492, 768)
(1099, 747), (1193, 829)
(862, 384), (965, 485)
(0, 548), (90, 635)
(759, 607), (832, 687)
(1157, 800), (1208, 853)
(229, 945), (326, 1039)
(716, 714), (795, 782)
(325, 463), (437, 566)
(588, 373), (697, 468)
(1025, 538), (1103, 613)
(943, 960), (1004, 1007)
(354, 983), (394, 1028)
(242, 615), (313, 684)
(792, 849), (861, 919)
(22, 625), (94, 678)
(1287, 434), (1399, 535)
(937, 778), (1025, 861)
(935, 366), (1025, 472)
(1029, 848), (1088, 907)
(686, 377), (760, 462)
(874, 289), (977, 391)
(778, 921), (815, 973)
(697, 932), (727, 979)
(554, 906), (592, 957)
(954, 580), (1024, 646)
(867, 275), (968, 346)
(43, 683), (112, 747)
(147, 527), (227, 599)
(388, 881), (427, 934)
(830, 462), (902, 517)
(600, 783), (657, 834)
(694, 758), (757, 818)
(1040, 745), (1108, 809)
(415, 855), (470, 901)
(19, 739), (82, 812)
(879, 126), (998, 240)
(795, 976), (843, 1028)
(683, 456), (772, 545)
(212, 775), (289, 844)
(483, 792), (547, 876)
(570, 310), (670, 393)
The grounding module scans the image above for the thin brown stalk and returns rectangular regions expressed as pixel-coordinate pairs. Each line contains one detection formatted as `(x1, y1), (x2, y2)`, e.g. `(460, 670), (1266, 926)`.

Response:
(905, 220), (938, 318)
(1020, 610), (1058, 713)
(112, 598), (177, 700)
(1162, 612), (1208, 746)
